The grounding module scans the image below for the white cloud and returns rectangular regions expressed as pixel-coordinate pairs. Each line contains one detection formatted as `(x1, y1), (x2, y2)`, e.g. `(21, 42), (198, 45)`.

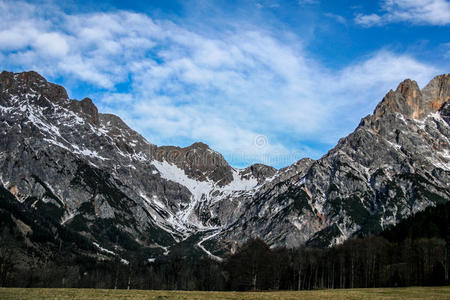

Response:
(34, 32), (69, 57)
(355, 13), (382, 27)
(355, 0), (450, 26)
(298, 0), (319, 5)
(324, 13), (347, 24)
(0, 1), (443, 167)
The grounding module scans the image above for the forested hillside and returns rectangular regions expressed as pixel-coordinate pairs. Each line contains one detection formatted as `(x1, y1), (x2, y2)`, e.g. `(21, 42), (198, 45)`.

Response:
(1, 197), (448, 290)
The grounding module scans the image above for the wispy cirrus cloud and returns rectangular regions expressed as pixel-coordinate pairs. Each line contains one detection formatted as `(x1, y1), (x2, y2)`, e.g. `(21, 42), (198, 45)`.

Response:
(298, 0), (319, 5)
(324, 12), (346, 24)
(0, 0), (443, 167)
(355, 0), (450, 27)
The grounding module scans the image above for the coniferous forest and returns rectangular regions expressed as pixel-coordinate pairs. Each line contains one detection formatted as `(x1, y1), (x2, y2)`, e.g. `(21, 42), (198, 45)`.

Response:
(0, 201), (448, 290)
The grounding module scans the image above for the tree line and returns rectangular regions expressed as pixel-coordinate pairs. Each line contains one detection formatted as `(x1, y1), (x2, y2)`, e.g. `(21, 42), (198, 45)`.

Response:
(0, 201), (448, 290)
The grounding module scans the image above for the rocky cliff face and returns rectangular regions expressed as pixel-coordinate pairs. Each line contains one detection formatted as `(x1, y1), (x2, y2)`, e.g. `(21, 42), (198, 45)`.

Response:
(214, 75), (450, 249)
(0, 70), (448, 261)
(0, 71), (270, 260)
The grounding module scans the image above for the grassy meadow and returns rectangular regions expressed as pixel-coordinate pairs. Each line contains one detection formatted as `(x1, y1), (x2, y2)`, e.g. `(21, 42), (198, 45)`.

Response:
(0, 286), (449, 300)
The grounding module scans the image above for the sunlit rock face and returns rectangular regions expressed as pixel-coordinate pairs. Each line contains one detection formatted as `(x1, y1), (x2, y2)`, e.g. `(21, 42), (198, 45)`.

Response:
(374, 75), (449, 120)
(215, 74), (450, 249)
(0, 70), (448, 259)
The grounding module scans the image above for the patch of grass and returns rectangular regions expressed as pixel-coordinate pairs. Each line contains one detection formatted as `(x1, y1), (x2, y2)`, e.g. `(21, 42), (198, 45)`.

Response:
(0, 287), (449, 300)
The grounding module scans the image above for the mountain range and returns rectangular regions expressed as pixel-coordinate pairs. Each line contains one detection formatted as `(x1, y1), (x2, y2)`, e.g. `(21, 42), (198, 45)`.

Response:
(0, 70), (448, 262)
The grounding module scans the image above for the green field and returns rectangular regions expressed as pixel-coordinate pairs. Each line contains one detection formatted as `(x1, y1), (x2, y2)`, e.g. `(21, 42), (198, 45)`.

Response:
(0, 287), (449, 300)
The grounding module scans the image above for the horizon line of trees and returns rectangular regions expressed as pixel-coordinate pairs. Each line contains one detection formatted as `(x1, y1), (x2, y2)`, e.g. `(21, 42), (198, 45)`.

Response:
(0, 202), (448, 290)
(0, 235), (448, 290)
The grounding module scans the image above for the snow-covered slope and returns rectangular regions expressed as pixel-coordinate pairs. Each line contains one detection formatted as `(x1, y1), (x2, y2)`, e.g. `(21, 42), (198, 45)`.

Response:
(0, 70), (273, 259)
(0, 70), (448, 261)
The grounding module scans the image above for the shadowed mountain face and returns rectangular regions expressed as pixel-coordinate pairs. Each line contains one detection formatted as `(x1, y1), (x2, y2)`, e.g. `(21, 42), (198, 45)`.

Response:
(0, 70), (448, 261)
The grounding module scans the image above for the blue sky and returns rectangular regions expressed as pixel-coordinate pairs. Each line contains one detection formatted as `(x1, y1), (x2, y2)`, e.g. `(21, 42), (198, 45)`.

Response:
(1, 0), (449, 168)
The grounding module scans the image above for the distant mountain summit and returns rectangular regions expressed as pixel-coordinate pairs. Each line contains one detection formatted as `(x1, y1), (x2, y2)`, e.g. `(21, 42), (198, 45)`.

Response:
(214, 74), (449, 249)
(0, 70), (448, 261)
(374, 75), (449, 120)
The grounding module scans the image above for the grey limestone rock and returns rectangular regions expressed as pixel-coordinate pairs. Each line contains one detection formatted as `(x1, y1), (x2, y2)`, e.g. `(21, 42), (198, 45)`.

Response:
(0, 70), (448, 259)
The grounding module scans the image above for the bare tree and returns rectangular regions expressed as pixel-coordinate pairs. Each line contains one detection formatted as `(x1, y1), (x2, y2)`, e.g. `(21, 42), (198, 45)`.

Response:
(0, 245), (15, 287)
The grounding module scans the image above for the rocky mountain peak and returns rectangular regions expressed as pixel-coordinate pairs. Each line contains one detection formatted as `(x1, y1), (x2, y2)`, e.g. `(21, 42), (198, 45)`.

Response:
(0, 70), (69, 106)
(240, 163), (277, 183)
(373, 74), (449, 120)
(396, 78), (421, 110)
(422, 73), (450, 113)
(68, 97), (99, 125)
(373, 78), (422, 119)
(1, 70), (47, 86)
(155, 142), (234, 185)
(188, 142), (210, 149)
